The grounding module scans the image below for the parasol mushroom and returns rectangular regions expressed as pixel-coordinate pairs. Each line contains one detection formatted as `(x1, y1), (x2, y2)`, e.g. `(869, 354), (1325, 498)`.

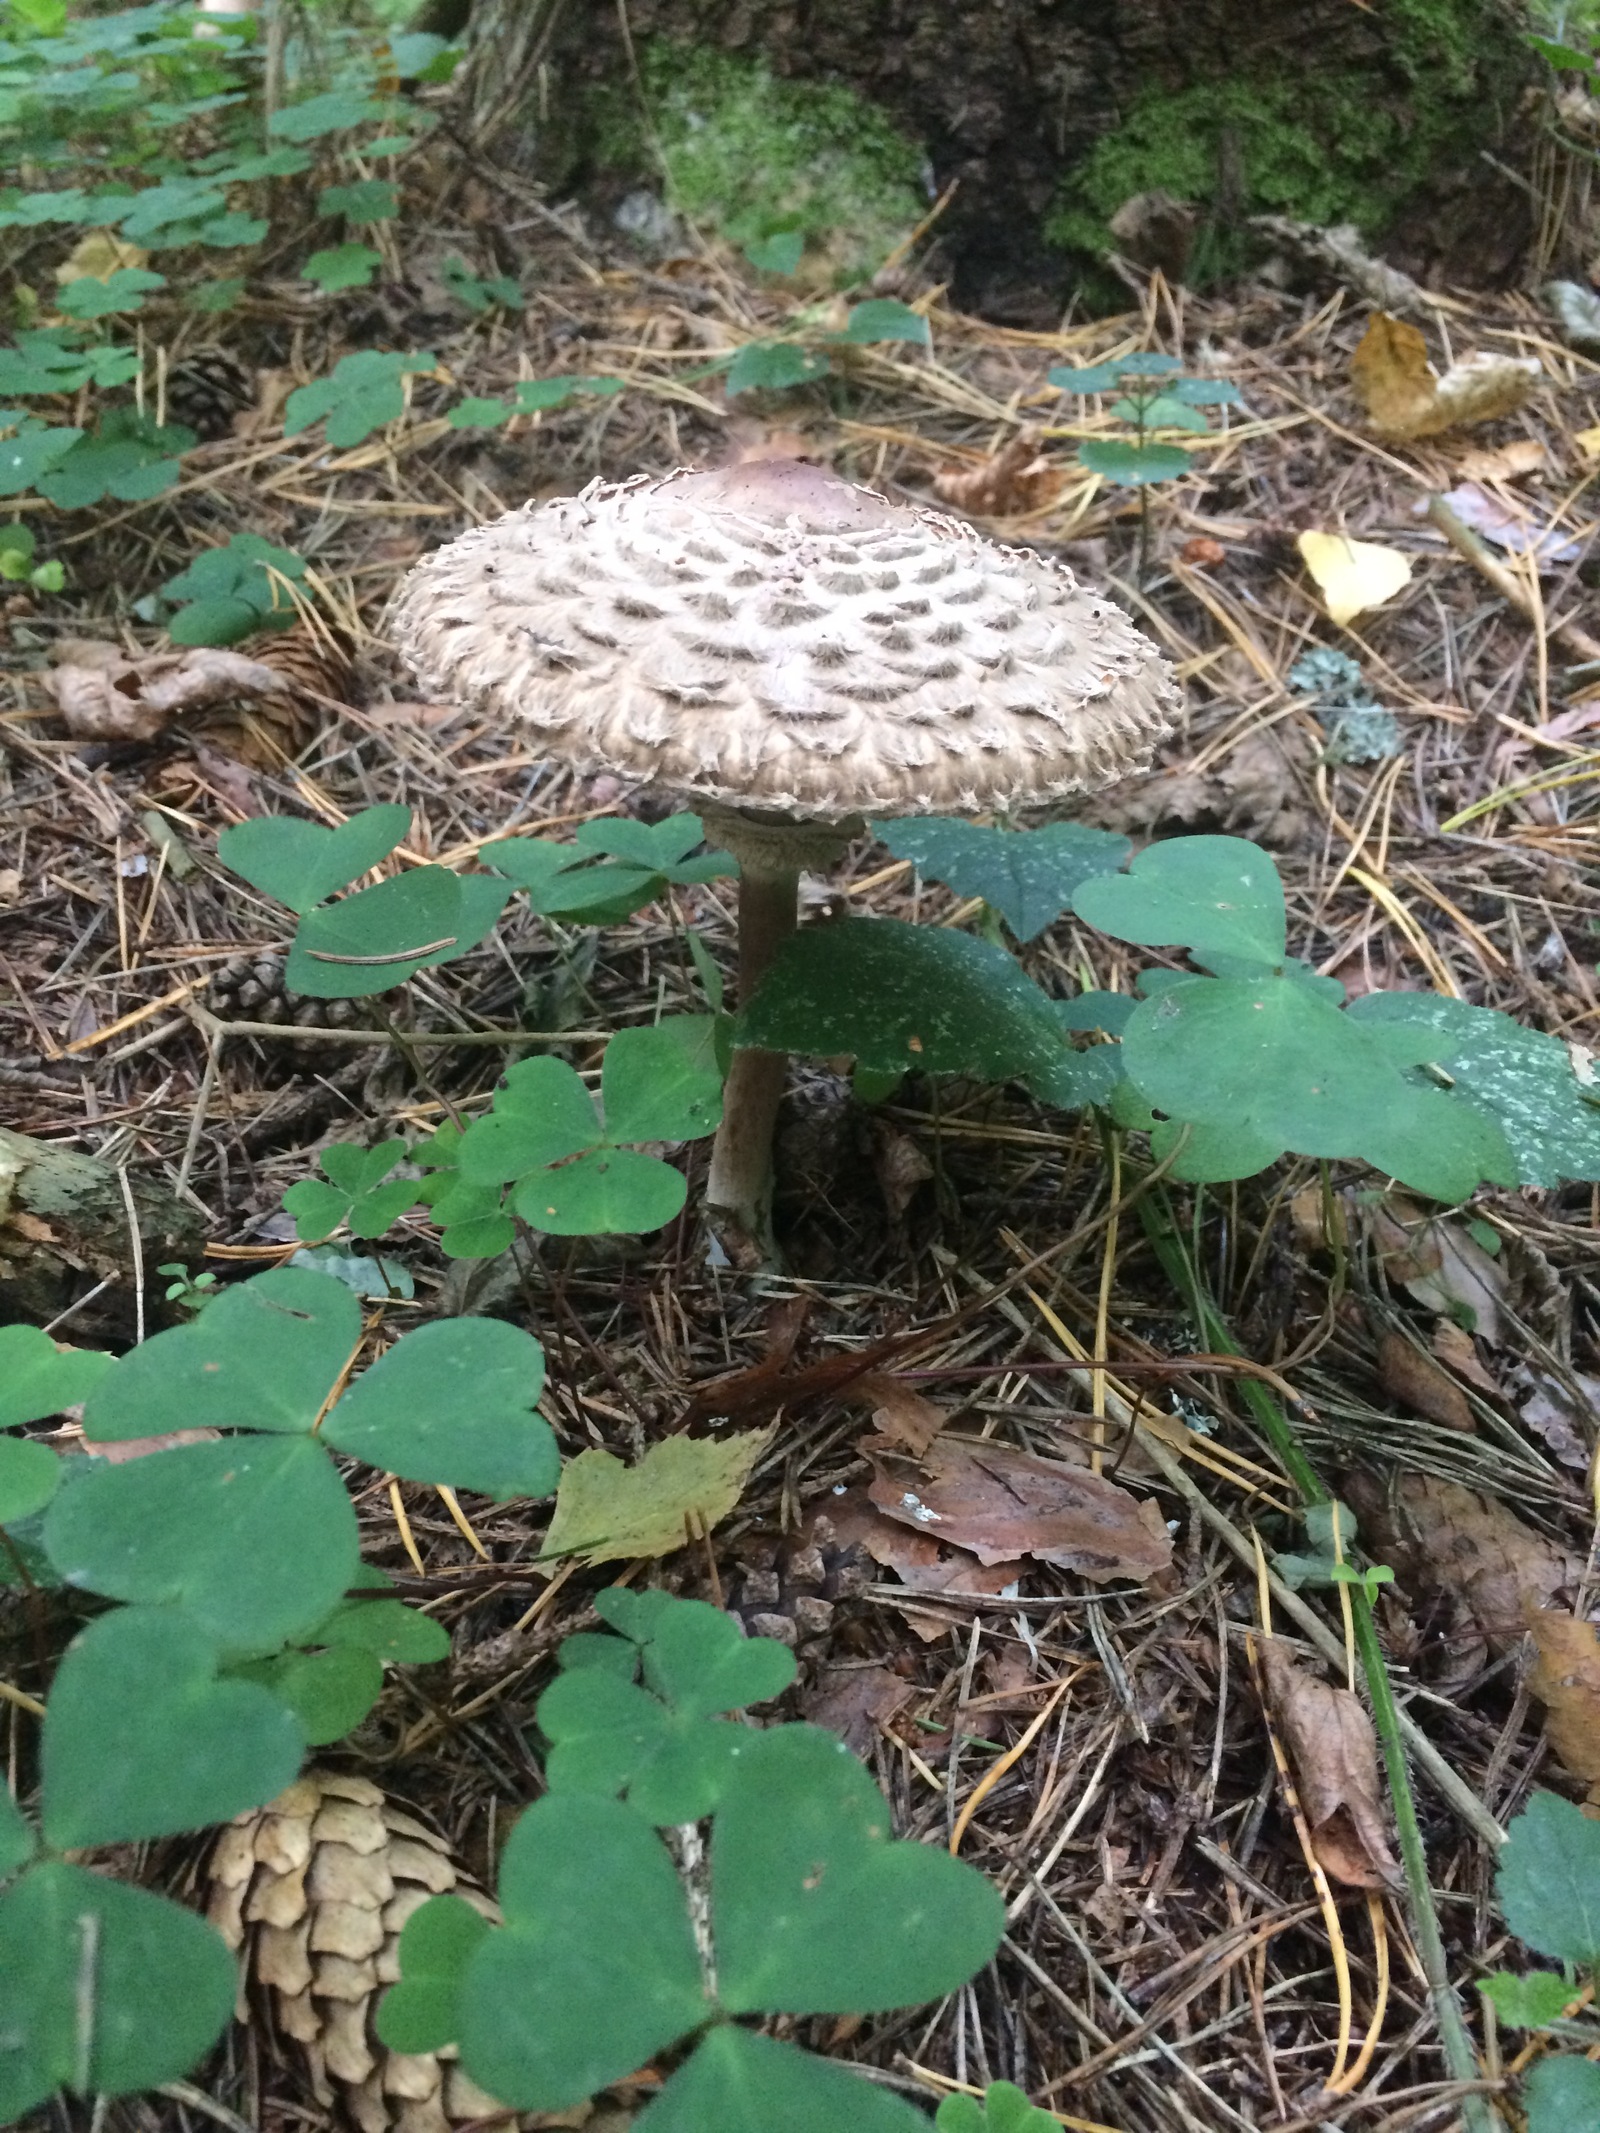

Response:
(391, 459), (1178, 1262)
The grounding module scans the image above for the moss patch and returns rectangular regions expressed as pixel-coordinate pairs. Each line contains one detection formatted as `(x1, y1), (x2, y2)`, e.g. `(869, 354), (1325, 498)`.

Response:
(1048, 0), (1525, 283)
(596, 44), (925, 283)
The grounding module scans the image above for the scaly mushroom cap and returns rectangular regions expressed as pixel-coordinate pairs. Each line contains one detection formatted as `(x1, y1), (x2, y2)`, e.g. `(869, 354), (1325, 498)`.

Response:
(390, 460), (1179, 817)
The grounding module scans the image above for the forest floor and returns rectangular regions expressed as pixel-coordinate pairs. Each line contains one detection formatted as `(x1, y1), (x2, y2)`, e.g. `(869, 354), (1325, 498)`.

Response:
(3, 153), (1600, 2133)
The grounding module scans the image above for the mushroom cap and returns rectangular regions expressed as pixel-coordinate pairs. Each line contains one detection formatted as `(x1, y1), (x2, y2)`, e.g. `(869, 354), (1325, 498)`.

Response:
(390, 460), (1179, 818)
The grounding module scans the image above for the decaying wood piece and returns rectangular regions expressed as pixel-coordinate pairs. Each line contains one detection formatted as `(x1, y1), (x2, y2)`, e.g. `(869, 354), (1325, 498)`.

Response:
(0, 1125), (203, 1339)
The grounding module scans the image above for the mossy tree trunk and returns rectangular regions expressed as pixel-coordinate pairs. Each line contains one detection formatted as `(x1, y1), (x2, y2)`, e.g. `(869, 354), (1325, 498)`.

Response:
(446, 0), (1535, 319)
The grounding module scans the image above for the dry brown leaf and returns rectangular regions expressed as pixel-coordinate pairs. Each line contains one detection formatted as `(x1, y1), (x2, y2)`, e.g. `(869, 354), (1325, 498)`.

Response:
(1351, 312), (1542, 438)
(1517, 1371), (1596, 1472)
(1107, 189), (1199, 281)
(934, 428), (1064, 518)
(1526, 1609), (1600, 1803)
(872, 1123), (934, 1221)
(1368, 1198), (1507, 1344)
(1179, 535), (1228, 567)
(801, 1663), (915, 1755)
(1259, 1637), (1399, 1887)
(1452, 438), (1546, 482)
(1347, 1471), (1579, 1657)
(55, 230), (148, 286)
(822, 1484), (1024, 1642)
(42, 642), (295, 745)
(863, 1434), (1171, 1580)
(1430, 1316), (1500, 1397)
(1376, 1328), (1475, 1431)
(851, 1372), (948, 1457)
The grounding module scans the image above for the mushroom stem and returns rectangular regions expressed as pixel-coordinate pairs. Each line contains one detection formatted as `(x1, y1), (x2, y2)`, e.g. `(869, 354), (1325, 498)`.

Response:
(705, 858), (799, 1266)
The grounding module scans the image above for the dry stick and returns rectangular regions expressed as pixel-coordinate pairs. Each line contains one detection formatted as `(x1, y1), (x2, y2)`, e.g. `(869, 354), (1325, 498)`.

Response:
(1425, 491), (1600, 669)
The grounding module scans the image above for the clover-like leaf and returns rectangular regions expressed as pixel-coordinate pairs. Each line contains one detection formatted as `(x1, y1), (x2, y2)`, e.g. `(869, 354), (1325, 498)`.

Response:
(285, 868), (509, 998)
(1074, 835), (1287, 964)
(303, 242), (381, 292)
(282, 349), (435, 448)
(455, 1793), (707, 2110)
(638, 2025), (930, 2133)
(0, 1325), (110, 1429)
(0, 1864), (237, 2119)
(325, 1316), (555, 1499)
(43, 1433), (359, 1647)
(726, 341), (830, 395)
(83, 1266), (360, 1440)
(712, 1724), (1004, 2015)
(1480, 1971), (1576, 2028)
(230, 1644), (382, 1745)
(1348, 991), (1600, 1187)
(457, 1056), (600, 1185)
(600, 1019), (724, 1143)
(1078, 438), (1192, 485)
(873, 818), (1129, 941)
(377, 1892), (492, 2053)
(1497, 1791), (1600, 1964)
(1525, 2054), (1600, 2133)
(837, 298), (930, 347)
(42, 1608), (303, 1847)
(218, 804), (411, 913)
(0, 1438), (62, 1525)
(512, 1147), (687, 1235)
(739, 919), (1062, 1083)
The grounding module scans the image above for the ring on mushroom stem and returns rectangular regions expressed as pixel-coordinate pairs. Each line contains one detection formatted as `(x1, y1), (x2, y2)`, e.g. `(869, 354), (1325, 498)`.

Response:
(391, 457), (1178, 1269)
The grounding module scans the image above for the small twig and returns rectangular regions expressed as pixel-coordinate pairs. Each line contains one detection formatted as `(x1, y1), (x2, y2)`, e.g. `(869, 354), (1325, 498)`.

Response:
(1425, 492), (1600, 669)
(116, 1164), (145, 1346)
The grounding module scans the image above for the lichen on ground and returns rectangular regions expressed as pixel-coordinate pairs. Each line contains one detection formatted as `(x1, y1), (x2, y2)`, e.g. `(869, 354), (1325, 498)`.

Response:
(1047, 0), (1527, 284)
(594, 43), (926, 284)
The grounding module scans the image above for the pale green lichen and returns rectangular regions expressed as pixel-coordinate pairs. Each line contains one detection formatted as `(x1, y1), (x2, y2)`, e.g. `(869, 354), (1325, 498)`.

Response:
(596, 44), (925, 283)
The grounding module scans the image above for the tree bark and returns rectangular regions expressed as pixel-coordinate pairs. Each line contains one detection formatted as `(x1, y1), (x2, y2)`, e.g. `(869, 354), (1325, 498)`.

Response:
(455, 0), (1535, 321)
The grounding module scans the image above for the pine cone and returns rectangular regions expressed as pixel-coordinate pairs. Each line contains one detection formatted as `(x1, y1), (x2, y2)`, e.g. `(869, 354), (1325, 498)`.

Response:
(252, 621), (358, 709)
(726, 1510), (875, 1649)
(166, 348), (257, 440)
(208, 1771), (506, 2133)
(206, 952), (361, 1032)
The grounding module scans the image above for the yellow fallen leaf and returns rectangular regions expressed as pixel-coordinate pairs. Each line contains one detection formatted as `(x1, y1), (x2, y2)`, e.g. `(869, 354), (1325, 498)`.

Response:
(1350, 312), (1541, 439)
(541, 1427), (770, 1567)
(1575, 425), (1600, 462)
(1296, 531), (1413, 626)
(56, 230), (148, 286)
(1453, 438), (1545, 482)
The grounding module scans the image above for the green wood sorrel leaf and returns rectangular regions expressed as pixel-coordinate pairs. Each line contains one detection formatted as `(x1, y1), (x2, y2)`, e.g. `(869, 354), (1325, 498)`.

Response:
(282, 350), (436, 448)
(713, 1724), (1004, 2014)
(1525, 2055), (1600, 2133)
(283, 1136), (417, 1240)
(573, 813), (734, 885)
(935, 2080), (1059, 2132)
(82, 1265), (361, 1438)
(0, 1788), (33, 1879)
(637, 2025), (931, 2133)
(325, 1316), (555, 1499)
(872, 818), (1129, 941)
(458, 1056), (602, 1185)
(513, 1147), (687, 1235)
(37, 415), (193, 509)
(41, 1608), (303, 1847)
(726, 341), (830, 395)
(0, 1325), (110, 1427)
(538, 1591), (794, 1822)
(0, 1863), (237, 2118)
(1497, 1791), (1600, 1964)
(43, 1433), (358, 1647)
(1481, 1972), (1577, 2028)
(1073, 834), (1288, 965)
(376, 1892), (492, 2052)
(218, 804), (412, 913)
(311, 1567), (450, 1662)
(1077, 437), (1192, 485)
(836, 298), (930, 346)
(737, 919), (1062, 1084)
(1122, 975), (1515, 1200)
(1348, 991), (1600, 1186)
(285, 869), (510, 998)
(454, 1793), (708, 2109)
(599, 1019), (724, 1142)
(485, 836), (661, 923)
(230, 1644), (382, 1746)
(0, 1438), (62, 1524)
(303, 243), (381, 293)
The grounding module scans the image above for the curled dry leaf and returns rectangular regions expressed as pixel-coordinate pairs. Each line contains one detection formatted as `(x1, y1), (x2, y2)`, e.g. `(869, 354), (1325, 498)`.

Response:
(800, 1663), (916, 1756)
(1345, 1471), (1580, 1660)
(1430, 1316), (1500, 1399)
(872, 1123), (934, 1222)
(1350, 313), (1542, 438)
(934, 428), (1064, 518)
(1451, 438), (1546, 483)
(1517, 1370), (1596, 1472)
(41, 641), (294, 743)
(1258, 1637), (1399, 1888)
(1375, 1328), (1475, 1432)
(1525, 1609), (1600, 1805)
(822, 1483), (1024, 1643)
(850, 1372), (949, 1458)
(863, 1434), (1172, 1580)
(1368, 1198), (1507, 1344)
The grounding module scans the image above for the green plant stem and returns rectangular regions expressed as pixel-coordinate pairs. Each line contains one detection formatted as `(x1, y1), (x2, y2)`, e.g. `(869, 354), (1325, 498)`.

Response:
(1139, 1182), (1502, 2132)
